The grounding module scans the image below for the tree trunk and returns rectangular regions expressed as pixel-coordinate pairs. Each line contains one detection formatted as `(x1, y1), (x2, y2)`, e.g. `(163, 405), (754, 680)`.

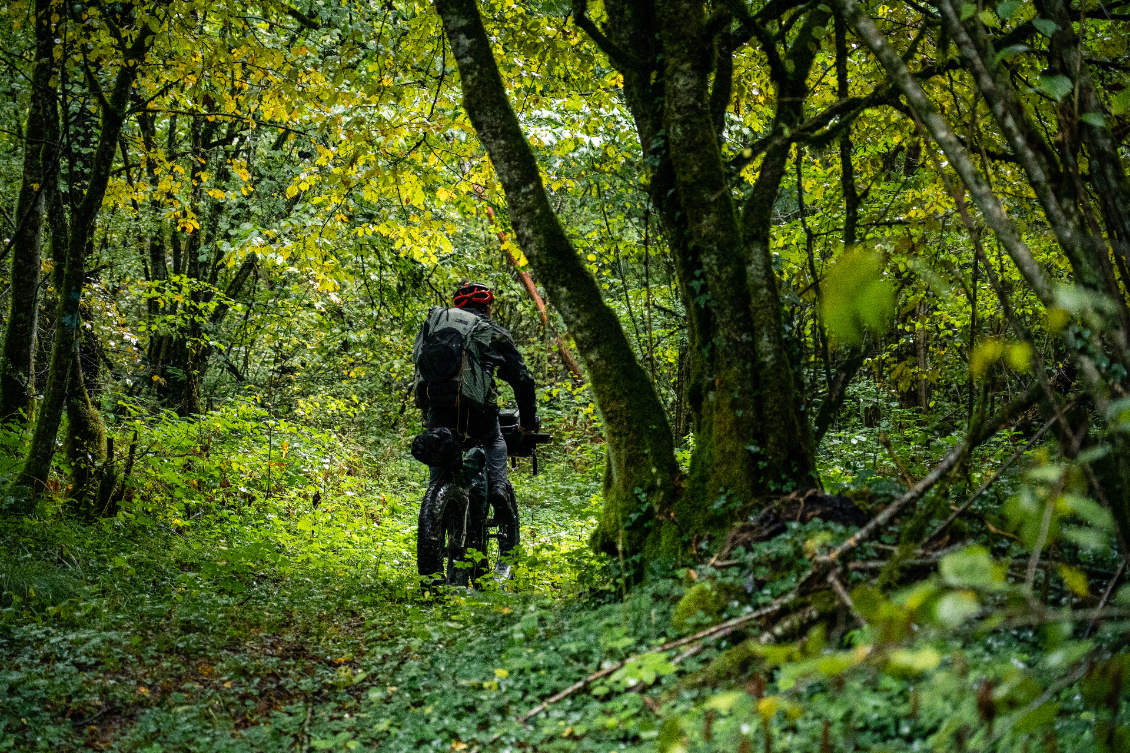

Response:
(435, 0), (681, 562)
(65, 346), (112, 519)
(603, 0), (824, 507)
(16, 18), (156, 498)
(0, 0), (57, 425)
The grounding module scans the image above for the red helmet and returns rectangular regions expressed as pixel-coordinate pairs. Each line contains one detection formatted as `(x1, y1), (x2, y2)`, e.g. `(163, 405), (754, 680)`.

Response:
(453, 281), (494, 309)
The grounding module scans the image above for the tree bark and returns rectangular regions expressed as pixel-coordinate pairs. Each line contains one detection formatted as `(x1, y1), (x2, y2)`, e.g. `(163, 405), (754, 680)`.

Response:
(0, 0), (57, 425)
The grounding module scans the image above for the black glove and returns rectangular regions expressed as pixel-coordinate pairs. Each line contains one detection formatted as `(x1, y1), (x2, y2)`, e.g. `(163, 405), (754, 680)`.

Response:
(522, 415), (541, 433)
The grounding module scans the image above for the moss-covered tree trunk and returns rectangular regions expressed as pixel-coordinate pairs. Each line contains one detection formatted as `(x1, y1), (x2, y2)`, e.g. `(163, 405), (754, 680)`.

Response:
(601, 0), (826, 513)
(0, 0), (57, 425)
(435, 0), (845, 565)
(16, 19), (156, 499)
(64, 345), (115, 520)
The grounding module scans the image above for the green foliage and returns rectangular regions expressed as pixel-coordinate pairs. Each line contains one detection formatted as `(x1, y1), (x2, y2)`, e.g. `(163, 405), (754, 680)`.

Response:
(819, 248), (895, 348)
(0, 0), (1129, 749)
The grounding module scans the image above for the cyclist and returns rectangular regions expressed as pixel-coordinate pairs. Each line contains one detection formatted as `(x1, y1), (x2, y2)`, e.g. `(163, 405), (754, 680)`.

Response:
(413, 281), (540, 579)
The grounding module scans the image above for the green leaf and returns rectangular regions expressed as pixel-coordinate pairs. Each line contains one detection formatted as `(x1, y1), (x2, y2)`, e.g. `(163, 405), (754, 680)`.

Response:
(1032, 18), (1058, 36)
(940, 546), (1003, 589)
(961, 3), (978, 20)
(1080, 112), (1106, 127)
(1037, 74), (1074, 101)
(819, 248), (895, 347)
(1056, 564), (1090, 597)
(887, 647), (942, 673)
(1013, 701), (1059, 733)
(997, 1), (1022, 19)
(1061, 494), (1115, 531)
(994, 44), (1030, 65)
(1044, 640), (1093, 669)
(978, 9), (998, 26)
(935, 591), (980, 627)
(1060, 524), (1107, 550)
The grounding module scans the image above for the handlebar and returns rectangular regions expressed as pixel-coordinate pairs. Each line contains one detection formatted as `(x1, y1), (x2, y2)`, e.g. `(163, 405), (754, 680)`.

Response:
(500, 426), (552, 475)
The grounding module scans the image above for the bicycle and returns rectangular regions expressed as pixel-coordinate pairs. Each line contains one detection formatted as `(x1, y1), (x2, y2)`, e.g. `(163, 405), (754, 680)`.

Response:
(414, 411), (551, 589)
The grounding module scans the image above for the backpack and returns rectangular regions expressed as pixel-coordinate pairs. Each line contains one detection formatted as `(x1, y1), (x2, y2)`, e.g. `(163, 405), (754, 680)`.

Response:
(413, 307), (494, 413)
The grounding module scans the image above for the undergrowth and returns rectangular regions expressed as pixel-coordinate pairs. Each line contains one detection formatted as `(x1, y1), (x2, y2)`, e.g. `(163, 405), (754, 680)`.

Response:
(1, 403), (1128, 751)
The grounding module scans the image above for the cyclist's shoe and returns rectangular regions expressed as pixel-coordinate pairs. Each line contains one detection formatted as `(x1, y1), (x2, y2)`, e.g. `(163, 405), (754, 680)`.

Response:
(489, 485), (515, 525)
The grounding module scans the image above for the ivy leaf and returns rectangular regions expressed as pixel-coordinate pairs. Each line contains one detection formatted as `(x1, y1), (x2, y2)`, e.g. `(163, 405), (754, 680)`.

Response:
(1032, 18), (1059, 36)
(1037, 74), (1074, 101)
(1080, 112), (1106, 128)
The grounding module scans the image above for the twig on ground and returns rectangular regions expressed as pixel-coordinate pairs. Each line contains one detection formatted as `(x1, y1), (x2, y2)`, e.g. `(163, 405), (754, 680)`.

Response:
(516, 595), (795, 726)
(299, 702), (312, 753)
(759, 606), (821, 644)
(671, 643), (705, 666)
(877, 432), (916, 487)
(828, 571), (868, 627)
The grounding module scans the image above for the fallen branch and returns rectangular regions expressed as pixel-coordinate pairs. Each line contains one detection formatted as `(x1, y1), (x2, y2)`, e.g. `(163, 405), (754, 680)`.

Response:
(517, 594), (795, 726)
(828, 571), (868, 627)
(921, 415), (1057, 548)
(826, 435), (971, 563)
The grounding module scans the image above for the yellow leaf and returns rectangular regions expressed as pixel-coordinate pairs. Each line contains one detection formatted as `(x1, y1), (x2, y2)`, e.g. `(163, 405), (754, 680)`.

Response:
(1057, 564), (1089, 597)
(1046, 307), (1071, 333)
(758, 696), (781, 719)
(1005, 342), (1033, 372)
(970, 340), (1004, 379)
(493, 668), (509, 679)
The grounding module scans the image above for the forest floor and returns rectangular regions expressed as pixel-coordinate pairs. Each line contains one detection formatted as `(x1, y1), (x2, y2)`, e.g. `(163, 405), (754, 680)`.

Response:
(1, 441), (666, 753)
(2, 414), (1125, 752)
